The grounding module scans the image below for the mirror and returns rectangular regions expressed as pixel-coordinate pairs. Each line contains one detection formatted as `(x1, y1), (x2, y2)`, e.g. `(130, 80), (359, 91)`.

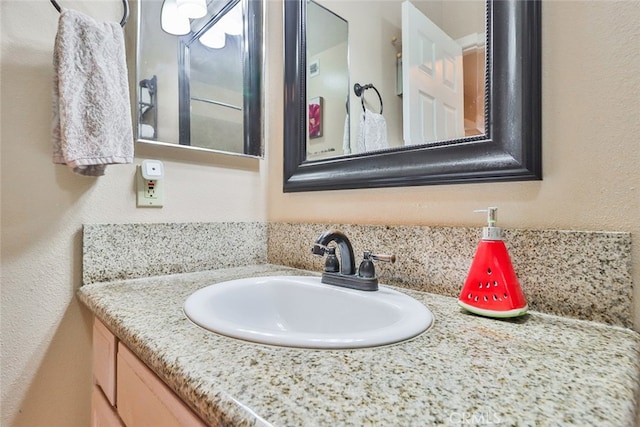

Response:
(306, 0), (486, 160)
(305, 1), (349, 158)
(284, 0), (541, 191)
(136, 0), (264, 157)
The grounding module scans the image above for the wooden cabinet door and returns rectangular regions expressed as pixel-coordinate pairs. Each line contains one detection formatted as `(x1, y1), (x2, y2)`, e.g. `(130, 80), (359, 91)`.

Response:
(91, 384), (124, 427)
(93, 319), (118, 405)
(116, 343), (207, 427)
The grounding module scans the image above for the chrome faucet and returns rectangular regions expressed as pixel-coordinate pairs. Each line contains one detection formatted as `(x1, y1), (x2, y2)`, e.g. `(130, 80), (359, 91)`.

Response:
(312, 230), (396, 291)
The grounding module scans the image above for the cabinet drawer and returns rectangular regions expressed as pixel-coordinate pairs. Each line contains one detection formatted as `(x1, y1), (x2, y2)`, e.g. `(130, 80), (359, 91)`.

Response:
(116, 343), (207, 427)
(93, 319), (117, 406)
(91, 384), (124, 427)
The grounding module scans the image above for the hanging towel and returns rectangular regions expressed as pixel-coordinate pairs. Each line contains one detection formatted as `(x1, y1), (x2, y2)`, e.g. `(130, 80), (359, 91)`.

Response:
(356, 109), (388, 153)
(342, 115), (351, 155)
(52, 9), (133, 176)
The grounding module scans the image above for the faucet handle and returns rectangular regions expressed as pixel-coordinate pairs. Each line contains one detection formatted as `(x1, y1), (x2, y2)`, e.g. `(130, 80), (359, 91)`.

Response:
(369, 253), (396, 264)
(311, 243), (328, 257)
(358, 251), (397, 278)
(312, 244), (341, 273)
(323, 247), (340, 273)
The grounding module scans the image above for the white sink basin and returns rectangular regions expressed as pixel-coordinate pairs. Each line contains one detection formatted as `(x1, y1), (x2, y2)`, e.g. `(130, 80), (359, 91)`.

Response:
(183, 276), (433, 349)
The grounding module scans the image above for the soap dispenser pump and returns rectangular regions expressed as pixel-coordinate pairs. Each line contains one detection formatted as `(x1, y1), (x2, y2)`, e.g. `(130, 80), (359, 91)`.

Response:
(458, 207), (528, 318)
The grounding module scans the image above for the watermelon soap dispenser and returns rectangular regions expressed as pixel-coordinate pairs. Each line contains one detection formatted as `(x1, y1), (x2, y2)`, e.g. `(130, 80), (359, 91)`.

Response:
(458, 207), (528, 318)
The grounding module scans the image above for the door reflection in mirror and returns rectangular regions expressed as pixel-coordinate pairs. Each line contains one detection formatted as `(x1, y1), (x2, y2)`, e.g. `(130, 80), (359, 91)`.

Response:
(402, 0), (464, 145)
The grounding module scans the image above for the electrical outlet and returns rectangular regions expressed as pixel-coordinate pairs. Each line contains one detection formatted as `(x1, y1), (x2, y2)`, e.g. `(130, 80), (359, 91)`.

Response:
(136, 165), (164, 207)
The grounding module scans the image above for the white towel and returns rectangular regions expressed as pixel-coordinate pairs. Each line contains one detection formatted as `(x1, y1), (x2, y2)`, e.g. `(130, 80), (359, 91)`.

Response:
(52, 9), (133, 176)
(140, 124), (155, 139)
(356, 110), (388, 153)
(342, 115), (351, 155)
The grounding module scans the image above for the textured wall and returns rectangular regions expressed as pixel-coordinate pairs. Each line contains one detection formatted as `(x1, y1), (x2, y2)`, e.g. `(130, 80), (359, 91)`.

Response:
(0, 1), (267, 426)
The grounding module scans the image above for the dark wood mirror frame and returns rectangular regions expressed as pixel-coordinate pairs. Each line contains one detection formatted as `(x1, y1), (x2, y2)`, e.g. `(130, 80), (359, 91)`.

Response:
(283, 0), (541, 192)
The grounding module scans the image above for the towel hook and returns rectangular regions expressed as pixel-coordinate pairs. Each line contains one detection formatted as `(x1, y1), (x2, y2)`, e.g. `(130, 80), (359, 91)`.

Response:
(49, 0), (130, 27)
(354, 83), (383, 114)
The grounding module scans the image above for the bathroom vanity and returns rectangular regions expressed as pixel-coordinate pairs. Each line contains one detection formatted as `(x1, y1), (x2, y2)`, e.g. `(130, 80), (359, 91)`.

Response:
(79, 264), (640, 426)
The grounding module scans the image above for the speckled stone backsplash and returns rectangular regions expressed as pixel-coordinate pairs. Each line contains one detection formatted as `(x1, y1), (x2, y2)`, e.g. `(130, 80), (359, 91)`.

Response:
(83, 222), (267, 284)
(267, 223), (633, 328)
(83, 222), (633, 328)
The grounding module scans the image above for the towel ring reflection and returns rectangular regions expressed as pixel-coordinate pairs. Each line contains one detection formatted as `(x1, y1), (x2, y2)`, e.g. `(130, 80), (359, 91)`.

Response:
(354, 83), (383, 114)
(49, 0), (130, 27)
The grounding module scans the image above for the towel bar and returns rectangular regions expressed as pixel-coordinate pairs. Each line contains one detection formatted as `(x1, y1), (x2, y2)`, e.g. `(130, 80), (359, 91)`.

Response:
(49, 0), (130, 27)
(354, 83), (383, 114)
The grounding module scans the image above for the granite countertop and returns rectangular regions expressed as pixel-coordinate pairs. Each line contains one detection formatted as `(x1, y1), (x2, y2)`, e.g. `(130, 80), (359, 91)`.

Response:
(78, 264), (640, 426)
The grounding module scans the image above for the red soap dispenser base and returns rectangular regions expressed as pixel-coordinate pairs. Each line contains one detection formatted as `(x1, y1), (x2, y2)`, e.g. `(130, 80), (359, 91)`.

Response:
(458, 209), (528, 318)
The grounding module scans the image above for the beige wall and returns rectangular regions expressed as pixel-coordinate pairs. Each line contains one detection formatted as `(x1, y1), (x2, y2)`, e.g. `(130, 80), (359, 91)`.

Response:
(0, 1), (267, 426)
(307, 42), (349, 158)
(2, 0), (639, 426)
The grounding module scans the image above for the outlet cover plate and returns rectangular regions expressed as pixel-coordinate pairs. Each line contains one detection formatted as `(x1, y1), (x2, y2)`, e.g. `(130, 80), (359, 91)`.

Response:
(136, 165), (164, 208)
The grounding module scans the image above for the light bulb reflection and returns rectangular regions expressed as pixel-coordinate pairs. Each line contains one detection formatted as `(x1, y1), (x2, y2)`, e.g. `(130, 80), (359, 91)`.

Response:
(200, 27), (226, 49)
(218, 4), (243, 36)
(161, 0), (190, 35)
(176, 0), (207, 19)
